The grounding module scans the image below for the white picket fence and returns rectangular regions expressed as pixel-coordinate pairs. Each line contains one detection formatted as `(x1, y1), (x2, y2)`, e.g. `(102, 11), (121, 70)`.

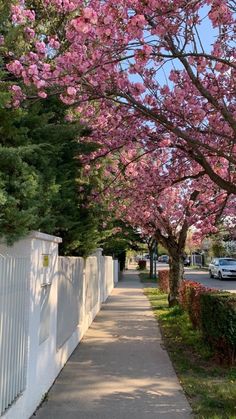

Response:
(57, 257), (84, 349)
(0, 232), (119, 419)
(0, 257), (30, 416)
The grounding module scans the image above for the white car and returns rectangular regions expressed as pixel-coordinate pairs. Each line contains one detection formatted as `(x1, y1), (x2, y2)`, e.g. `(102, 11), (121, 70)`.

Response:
(209, 258), (236, 280)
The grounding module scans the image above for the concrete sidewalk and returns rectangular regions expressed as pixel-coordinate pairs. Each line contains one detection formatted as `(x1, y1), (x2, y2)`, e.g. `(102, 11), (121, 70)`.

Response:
(33, 270), (192, 419)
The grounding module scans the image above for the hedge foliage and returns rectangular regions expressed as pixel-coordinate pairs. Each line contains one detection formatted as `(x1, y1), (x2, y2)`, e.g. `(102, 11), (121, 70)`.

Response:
(158, 270), (169, 293)
(138, 259), (147, 270)
(200, 293), (236, 365)
(179, 280), (236, 365)
(157, 273), (236, 364)
(179, 280), (215, 329)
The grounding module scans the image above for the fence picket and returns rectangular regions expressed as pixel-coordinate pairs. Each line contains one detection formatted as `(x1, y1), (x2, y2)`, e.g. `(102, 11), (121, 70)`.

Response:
(0, 257), (30, 416)
(0, 245), (117, 419)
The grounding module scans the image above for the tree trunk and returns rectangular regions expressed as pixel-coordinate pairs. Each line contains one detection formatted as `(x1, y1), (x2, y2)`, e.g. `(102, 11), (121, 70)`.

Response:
(168, 255), (184, 307)
(149, 249), (154, 279)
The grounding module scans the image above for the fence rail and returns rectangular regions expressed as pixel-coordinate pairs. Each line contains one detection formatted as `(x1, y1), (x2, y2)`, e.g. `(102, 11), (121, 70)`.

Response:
(0, 234), (117, 419)
(0, 257), (29, 416)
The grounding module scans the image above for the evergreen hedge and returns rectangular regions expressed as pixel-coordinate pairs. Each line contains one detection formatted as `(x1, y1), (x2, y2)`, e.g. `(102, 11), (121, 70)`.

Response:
(138, 259), (147, 270)
(200, 293), (236, 365)
(179, 280), (236, 365)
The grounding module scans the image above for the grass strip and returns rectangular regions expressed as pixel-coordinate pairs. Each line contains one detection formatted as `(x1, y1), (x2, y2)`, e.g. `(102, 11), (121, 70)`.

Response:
(139, 271), (158, 284)
(144, 287), (236, 419)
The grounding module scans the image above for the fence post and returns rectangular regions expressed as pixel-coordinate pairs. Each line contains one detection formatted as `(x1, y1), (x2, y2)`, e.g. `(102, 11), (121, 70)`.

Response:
(114, 259), (119, 284)
(0, 234), (115, 419)
(94, 248), (104, 304)
(0, 231), (62, 419)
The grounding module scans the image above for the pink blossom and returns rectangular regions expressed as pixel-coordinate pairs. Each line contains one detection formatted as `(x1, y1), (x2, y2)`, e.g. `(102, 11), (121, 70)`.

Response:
(24, 27), (35, 39)
(83, 7), (98, 24)
(48, 38), (60, 49)
(35, 41), (46, 55)
(67, 86), (77, 96)
(38, 91), (47, 98)
(35, 79), (46, 89)
(4, 0), (236, 200)
(6, 60), (23, 76)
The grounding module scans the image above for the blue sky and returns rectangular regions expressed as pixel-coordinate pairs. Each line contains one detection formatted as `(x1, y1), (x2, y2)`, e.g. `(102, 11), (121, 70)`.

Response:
(126, 4), (217, 88)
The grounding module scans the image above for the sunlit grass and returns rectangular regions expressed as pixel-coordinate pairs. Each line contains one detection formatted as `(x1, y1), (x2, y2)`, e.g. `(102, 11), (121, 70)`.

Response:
(144, 288), (236, 419)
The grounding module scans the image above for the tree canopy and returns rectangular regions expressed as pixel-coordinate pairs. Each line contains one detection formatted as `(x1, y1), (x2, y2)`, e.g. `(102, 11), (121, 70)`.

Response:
(0, 1), (235, 294)
(6, 0), (236, 195)
(97, 149), (234, 303)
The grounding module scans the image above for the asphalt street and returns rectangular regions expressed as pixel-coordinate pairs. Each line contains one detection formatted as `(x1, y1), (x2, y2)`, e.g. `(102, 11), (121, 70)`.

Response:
(157, 263), (236, 293)
(184, 267), (236, 293)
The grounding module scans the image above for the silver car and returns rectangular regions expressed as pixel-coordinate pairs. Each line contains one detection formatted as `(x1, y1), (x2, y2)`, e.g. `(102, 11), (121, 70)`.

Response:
(209, 258), (236, 280)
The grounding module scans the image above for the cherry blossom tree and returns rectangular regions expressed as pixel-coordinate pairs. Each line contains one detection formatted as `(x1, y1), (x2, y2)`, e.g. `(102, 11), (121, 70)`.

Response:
(5, 0), (236, 194)
(102, 151), (233, 305)
(2, 1), (236, 298)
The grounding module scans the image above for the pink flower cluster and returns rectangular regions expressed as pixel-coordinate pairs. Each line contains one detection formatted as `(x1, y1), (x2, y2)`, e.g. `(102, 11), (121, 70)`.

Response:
(11, 4), (35, 24)
(4, 0), (236, 208)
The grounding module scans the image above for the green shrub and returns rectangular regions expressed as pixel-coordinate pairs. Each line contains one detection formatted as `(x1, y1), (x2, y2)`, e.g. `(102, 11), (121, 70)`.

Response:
(138, 259), (147, 270)
(200, 293), (236, 365)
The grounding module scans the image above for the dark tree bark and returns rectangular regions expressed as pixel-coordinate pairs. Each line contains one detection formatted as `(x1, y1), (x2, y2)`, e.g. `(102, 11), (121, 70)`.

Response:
(149, 250), (154, 279)
(154, 224), (188, 307)
(147, 237), (157, 279)
(168, 252), (185, 307)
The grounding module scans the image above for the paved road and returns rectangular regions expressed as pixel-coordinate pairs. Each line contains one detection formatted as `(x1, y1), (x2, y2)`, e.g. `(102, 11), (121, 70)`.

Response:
(157, 263), (236, 293)
(184, 268), (236, 293)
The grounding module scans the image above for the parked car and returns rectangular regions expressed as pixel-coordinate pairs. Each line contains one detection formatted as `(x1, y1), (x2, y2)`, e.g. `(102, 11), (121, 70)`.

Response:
(158, 255), (169, 263)
(183, 257), (191, 266)
(209, 258), (236, 280)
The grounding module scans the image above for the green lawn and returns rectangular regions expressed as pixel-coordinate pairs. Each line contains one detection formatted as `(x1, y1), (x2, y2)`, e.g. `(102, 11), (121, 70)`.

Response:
(139, 271), (158, 284)
(144, 288), (236, 419)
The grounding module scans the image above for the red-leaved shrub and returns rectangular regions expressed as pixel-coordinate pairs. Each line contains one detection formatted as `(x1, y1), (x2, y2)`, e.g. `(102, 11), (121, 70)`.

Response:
(179, 280), (216, 329)
(158, 270), (169, 293)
